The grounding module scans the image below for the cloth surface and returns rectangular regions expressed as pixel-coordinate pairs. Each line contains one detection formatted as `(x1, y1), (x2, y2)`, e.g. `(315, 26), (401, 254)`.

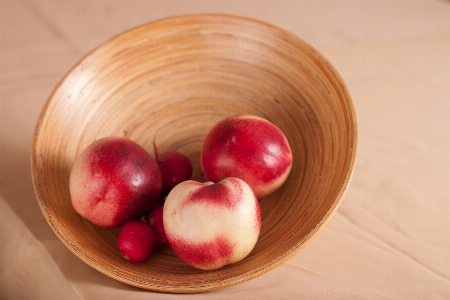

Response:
(1, 1), (449, 299)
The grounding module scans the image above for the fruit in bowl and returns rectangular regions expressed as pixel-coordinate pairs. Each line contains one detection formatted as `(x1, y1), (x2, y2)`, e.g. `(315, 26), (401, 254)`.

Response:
(153, 141), (193, 196)
(201, 115), (293, 198)
(118, 220), (156, 263)
(69, 137), (162, 227)
(147, 206), (169, 246)
(163, 177), (261, 270)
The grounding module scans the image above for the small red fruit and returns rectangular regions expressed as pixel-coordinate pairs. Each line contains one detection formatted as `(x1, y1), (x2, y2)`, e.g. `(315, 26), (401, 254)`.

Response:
(153, 141), (193, 196)
(118, 220), (156, 263)
(147, 206), (168, 246)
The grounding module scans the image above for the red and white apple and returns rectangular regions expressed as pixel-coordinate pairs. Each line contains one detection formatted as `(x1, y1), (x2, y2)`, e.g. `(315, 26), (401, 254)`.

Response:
(69, 137), (162, 227)
(201, 115), (293, 198)
(163, 177), (261, 270)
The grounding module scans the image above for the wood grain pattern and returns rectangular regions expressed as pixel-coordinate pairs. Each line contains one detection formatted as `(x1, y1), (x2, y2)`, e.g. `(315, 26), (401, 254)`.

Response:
(30, 14), (357, 293)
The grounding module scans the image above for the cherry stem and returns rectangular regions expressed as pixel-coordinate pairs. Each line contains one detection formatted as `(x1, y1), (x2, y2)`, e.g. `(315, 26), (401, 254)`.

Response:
(139, 215), (148, 223)
(153, 138), (161, 162)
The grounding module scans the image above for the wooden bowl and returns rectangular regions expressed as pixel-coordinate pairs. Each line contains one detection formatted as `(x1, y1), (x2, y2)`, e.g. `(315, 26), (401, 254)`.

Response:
(31, 14), (357, 293)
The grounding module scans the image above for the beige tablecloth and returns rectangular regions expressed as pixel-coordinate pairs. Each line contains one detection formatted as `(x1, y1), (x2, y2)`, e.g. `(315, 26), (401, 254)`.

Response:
(1, 1), (449, 299)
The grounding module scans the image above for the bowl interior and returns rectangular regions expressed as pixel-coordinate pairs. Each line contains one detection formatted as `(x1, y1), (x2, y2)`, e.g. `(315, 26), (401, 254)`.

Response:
(31, 14), (357, 293)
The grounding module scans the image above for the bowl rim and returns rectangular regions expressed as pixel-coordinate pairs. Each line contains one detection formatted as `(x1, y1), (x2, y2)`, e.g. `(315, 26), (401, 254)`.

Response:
(30, 13), (358, 293)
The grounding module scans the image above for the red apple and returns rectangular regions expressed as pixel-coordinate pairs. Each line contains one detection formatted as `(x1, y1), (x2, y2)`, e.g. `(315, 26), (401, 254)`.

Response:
(69, 137), (162, 227)
(163, 177), (261, 270)
(201, 115), (293, 198)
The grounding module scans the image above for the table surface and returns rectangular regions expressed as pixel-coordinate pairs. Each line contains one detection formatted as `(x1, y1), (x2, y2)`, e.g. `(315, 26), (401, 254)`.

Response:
(1, 1), (449, 299)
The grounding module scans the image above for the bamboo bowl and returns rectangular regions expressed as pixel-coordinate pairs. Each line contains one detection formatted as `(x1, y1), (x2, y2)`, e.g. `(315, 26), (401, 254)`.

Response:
(31, 14), (357, 293)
